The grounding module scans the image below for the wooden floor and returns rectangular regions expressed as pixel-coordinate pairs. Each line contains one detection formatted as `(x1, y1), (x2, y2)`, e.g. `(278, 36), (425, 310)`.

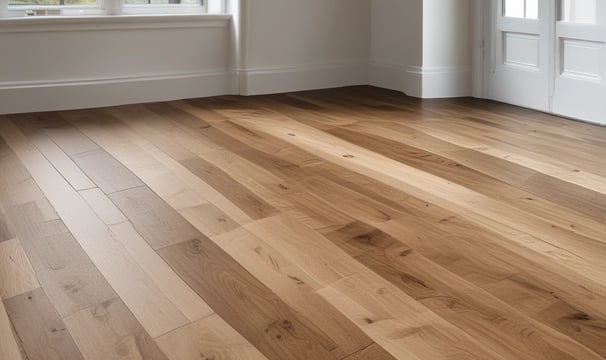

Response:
(1, 86), (606, 360)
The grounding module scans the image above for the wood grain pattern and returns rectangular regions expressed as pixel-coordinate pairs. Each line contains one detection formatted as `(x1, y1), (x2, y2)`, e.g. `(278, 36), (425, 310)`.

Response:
(3, 288), (84, 360)
(5, 202), (117, 318)
(157, 237), (339, 360)
(63, 297), (169, 360)
(108, 186), (200, 250)
(0, 298), (24, 360)
(0, 208), (14, 243)
(72, 148), (144, 194)
(1, 86), (606, 359)
(155, 314), (269, 360)
(212, 226), (386, 359)
(0, 238), (40, 300)
(0, 120), (191, 338)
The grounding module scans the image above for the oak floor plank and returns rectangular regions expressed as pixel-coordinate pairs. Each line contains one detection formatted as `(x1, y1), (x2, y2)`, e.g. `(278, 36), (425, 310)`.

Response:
(0, 238), (40, 300)
(108, 186), (201, 250)
(5, 202), (117, 318)
(180, 203), (240, 237)
(43, 126), (100, 157)
(157, 237), (339, 360)
(4, 288), (84, 360)
(79, 188), (128, 226)
(324, 221), (605, 359)
(108, 221), (213, 322)
(72, 148), (145, 195)
(50, 116), (349, 359)
(155, 314), (269, 360)
(212, 227), (387, 359)
(0, 208), (14, 243)
(0, 120), (191, 338)
(245, 215), (505, 360)
(3, 87), (606, 360)
(63, 297), (169, 360)
(64, 113), (253, 225)
(343, 343), (400, 360)
(180, 156), (279, 220)
(224, 110), (606, 289)
(28, 131), (97, 191)
(0, 137), (58, 222)
(0, 298), (24, 360)
(56, 118), (387, 357)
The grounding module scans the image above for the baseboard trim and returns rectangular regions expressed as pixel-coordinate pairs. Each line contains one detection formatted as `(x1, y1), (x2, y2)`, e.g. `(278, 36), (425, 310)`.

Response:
(239, 62), (369, 96)
(369, 61), (421, 97)
(0, 70), (238, 115)
(370, 62), (471, 98)
(410, 66), (472, 98)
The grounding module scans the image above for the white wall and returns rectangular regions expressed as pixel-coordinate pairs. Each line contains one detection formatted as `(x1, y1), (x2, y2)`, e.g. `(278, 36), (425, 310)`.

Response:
(0, 15), (235, 114)
(369, 0), (472, 98)
(238, 0), (370, 95)
(421, 0), (472, 98)
(0, 0), (476, 115)
(369, 0), (423, 96)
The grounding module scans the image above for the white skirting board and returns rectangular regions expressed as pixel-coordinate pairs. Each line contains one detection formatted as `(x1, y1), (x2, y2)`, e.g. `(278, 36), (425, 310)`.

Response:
(0, 71), (238, 115)
(238, 62), (369, 96)
(370, 62), (471, 99)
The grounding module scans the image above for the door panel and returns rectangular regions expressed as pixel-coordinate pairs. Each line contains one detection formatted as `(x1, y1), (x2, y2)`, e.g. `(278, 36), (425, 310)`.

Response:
(552, 0), (606, 124)
(489, 0), (551, 111)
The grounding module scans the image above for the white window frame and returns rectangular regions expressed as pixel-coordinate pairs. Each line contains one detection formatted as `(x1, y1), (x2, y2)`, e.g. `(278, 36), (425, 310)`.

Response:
(0, 0), (224, 17)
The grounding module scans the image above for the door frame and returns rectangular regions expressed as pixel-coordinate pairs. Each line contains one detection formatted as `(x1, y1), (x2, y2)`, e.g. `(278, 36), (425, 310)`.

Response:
(473, 0), (557, 109)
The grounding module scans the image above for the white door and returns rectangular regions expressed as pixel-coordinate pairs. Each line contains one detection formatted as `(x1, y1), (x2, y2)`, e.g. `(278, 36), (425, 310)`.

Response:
(488, 0), (552, 111)
(552, 0), (606, 124)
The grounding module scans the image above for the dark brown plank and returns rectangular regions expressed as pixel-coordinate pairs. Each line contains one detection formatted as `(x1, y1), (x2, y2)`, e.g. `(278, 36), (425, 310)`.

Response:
(5, 202), (117, 317)
(158, 237), (338, 360)
(108, 186), (200, 250)
(3, 288), (85, 360)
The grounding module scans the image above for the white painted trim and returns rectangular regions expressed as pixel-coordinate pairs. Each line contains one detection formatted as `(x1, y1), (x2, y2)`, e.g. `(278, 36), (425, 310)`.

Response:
(414, 66), (472, 98)
(369, 62), (470, 98)
(472, 0), (488, 98)
(0, 70), (237, 115)
(0, 13), (230, 32)
(239, 61), (368, 96)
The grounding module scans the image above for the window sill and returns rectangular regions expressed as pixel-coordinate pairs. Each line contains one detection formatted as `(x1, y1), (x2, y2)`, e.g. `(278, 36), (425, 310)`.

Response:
(0, 13), (231, 32)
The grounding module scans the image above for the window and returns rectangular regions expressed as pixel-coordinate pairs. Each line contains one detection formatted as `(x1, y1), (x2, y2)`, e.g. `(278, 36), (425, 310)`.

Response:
(504, 0), (539, 19)
(8, 0), (95, 5)
(2, 0), (212, 17)
(125, 0), (200, 4)
(560, 0), (597, 24)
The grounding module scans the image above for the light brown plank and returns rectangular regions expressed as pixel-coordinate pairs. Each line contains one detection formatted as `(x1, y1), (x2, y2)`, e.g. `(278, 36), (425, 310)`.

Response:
(155, 314), (269, 360)
(5, 202), (117, 317)
(0, 292), (24, 360)
(157, 237), (339, 360)
(0, 238), (40, 300)
(0, 208), (14, 243)
(108, 186), (200, 250)
(4, 288), (84, 360)
(0, 120), (191, 338)
(63, 297), (169, 360)
(72, 148), (144, 194)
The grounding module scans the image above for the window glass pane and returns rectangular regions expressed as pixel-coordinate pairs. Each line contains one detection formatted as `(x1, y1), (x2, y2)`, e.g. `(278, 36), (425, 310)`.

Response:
(504, 0), (539, 19)
(9, 0), (95, 4)
(505, 0), (526, 18)
(560, 0), (597, 23)
(526, 0), (539, 19)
